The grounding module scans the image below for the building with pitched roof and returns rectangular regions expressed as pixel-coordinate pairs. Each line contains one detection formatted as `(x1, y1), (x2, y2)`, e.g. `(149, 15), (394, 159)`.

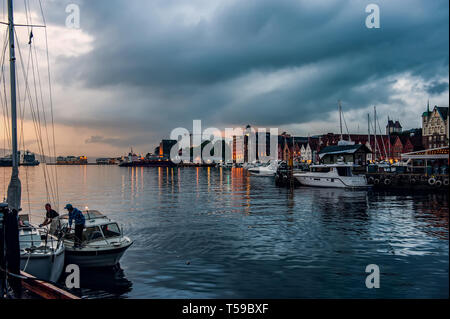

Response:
(318, 144), (371, 165)
(422, 102), (449, 149)
(386, 119), (402, 135)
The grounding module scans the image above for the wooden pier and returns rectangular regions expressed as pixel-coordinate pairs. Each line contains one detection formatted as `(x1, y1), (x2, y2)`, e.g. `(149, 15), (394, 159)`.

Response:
(20, 271), (79, 299)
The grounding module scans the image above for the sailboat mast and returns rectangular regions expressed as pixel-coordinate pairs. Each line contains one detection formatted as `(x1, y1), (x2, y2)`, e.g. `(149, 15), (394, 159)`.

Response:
(387, 116), (391, 161)
(367, 113), (371, 161)
(373, 106), (377, 161)
(8, 0), (18, 168)
(6, 0), (21, 211)
(338, 100), (343, 140)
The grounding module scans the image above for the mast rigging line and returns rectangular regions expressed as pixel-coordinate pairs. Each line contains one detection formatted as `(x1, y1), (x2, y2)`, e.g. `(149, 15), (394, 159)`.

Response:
(376, 114), (388, 159)
(14, 25), (57, 208)
(0, 21), (46, 28)
(38, 0), (60, 211)
(0, 0), (60, 214)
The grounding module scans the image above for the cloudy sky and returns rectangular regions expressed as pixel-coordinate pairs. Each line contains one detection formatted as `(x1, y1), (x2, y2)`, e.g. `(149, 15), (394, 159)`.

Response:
(1, 0), (448, 157)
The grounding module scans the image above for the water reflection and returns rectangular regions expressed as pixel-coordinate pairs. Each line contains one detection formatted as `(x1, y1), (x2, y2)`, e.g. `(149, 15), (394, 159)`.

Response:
(60, 264), (133, 299)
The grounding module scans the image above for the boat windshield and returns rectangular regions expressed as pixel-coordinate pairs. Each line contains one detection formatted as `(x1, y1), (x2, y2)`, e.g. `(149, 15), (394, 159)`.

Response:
(336, 167), (352, 177)
(101, 223), (121, 238)
(83, 226), (104, 242)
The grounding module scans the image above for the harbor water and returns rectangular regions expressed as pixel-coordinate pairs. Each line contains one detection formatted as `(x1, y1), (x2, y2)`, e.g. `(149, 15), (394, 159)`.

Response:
(1, 165), (448, 298)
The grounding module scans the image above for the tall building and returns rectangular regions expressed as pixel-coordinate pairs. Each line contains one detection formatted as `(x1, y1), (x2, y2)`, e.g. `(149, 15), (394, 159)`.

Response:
(386, 119), (402, 135)
(159, 139), (178, 158)
(422, 102), (449, 149)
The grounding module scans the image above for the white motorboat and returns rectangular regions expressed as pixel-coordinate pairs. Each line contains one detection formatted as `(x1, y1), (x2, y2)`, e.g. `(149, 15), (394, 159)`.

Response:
(57, 210), (133, 268)
(248, 160), (280, 176)
(294, 162), (369, 188)
(243, 161), (263, 170)
(19, 218), (65, 283)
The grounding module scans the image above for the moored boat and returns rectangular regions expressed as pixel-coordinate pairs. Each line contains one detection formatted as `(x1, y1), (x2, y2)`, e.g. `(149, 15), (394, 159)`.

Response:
(248, 160), (280, 176)
(19, 219), (65, 282)
(56, 210), (133, 268)
(294, 161), (369, 188)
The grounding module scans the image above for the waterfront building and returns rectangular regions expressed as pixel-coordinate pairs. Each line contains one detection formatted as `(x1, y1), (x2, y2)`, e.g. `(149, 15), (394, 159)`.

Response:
(96, 158), (117, 165)
(56, 155), (88, 164)
(300, 143), (313, 163)
(386, 119), (402, 135)
(158, 139), (178, 158)
(243, 125), (272, 163)
(317, 133), (390, 161)
(422, 103), (449, 149)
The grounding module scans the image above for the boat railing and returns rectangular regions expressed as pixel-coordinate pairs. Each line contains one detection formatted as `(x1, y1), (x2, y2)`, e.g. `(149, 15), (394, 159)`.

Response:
(20, 225), (61, 254)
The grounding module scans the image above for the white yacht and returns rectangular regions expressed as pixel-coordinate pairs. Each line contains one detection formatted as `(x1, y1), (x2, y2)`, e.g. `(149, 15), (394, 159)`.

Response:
(248, 160), (280, 176)
(294, 162), (369, 188)
(19, 218), (65, 282)
(243, 161), (263, 170)
(57, 210), (133, 268)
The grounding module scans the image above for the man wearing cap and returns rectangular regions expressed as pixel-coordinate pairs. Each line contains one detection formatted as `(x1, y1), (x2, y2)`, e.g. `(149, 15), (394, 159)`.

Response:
(65, 204), (85, 248)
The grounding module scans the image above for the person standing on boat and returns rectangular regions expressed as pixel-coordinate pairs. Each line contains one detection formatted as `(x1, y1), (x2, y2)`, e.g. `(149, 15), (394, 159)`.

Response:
(65, 204), (85, 248)
(39, 203), (59, 227)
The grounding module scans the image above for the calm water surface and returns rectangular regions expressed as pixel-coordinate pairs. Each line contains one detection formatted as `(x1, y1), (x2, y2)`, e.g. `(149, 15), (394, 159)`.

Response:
(1, 165), (448, 298)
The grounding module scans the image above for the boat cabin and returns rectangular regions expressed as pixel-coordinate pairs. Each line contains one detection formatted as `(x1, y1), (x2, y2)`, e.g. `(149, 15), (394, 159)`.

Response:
(310, 164), (354, 177)
(318, 144), (371, 165)
(59, 210), (122, 243)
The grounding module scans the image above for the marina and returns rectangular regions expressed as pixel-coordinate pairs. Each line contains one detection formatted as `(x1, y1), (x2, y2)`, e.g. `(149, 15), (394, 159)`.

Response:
(0, 0), (447, 304)
(1, 164), (448, 298)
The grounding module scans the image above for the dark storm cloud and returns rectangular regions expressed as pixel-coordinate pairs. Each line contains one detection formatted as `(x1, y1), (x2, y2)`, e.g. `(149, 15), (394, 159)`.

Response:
(425, 80), (449, 95)
(46, 0), (449, 133)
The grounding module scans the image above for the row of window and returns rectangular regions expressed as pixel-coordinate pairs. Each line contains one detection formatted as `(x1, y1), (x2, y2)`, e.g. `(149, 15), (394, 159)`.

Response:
(428, 135), (446, 142)
(423, 126), (445, 135)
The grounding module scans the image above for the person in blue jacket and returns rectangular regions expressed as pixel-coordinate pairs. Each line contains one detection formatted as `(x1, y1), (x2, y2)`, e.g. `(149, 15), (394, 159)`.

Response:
(65, 204), (85, 248)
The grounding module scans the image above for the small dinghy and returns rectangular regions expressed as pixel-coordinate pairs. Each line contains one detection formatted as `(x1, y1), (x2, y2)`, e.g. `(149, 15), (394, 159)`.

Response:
(56, 210), (133, 268)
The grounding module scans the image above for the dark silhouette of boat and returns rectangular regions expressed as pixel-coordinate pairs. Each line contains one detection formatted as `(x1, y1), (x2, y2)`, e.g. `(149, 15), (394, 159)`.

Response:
(0, 151), (40, 167)
(118, 158), (177, 167)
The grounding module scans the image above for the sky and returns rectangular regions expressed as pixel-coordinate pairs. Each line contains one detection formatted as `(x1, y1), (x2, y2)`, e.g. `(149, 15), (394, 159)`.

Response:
(0, 0), (448, 157)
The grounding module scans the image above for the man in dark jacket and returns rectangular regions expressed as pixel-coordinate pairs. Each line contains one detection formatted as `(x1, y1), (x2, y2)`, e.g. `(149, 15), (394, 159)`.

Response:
(65, 204), (85, 248)
(39, 203), (59, 227)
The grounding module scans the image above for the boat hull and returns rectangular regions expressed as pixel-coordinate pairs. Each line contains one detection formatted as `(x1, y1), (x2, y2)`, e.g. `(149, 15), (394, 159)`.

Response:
(248, 167), (277, 176)
(20, 247), (65, 282)
(65, 242), (132, 268)
(294, 174), (369, 189)
(249, 171), (276, 176)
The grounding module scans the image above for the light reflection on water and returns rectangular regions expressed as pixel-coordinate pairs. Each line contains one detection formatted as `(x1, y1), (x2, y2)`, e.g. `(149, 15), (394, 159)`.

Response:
(1, 165), (448, 298)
